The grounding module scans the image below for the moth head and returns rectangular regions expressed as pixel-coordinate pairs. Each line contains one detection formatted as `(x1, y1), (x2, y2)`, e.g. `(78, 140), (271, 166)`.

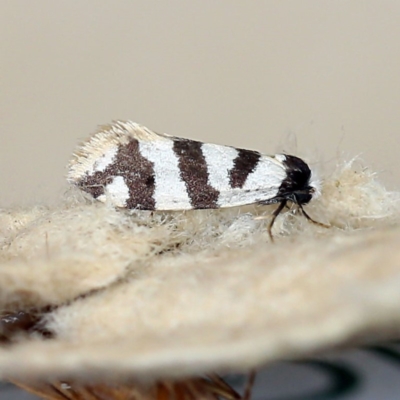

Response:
(291, 170), (321, 205)
(276, 154), (321, 205)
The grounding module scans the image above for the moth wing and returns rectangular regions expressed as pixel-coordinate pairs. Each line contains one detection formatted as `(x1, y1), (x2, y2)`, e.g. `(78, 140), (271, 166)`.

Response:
(68, 121), (199, 210)
(68, 121), (288, 210)
(68, 121), (172, 179)
(204, 153), (287, 208)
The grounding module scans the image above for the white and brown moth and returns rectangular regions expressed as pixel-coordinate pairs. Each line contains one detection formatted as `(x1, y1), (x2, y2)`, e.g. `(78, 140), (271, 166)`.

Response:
(68, 121), (324, 239)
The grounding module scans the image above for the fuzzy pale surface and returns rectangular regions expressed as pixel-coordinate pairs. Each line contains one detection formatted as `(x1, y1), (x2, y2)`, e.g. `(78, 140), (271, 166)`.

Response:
(0, 159), (399, 382)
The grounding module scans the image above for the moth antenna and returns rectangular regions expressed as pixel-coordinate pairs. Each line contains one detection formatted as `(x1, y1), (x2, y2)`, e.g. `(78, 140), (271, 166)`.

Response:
(267, 200), (287, 242)
(298, 203), (330, 229)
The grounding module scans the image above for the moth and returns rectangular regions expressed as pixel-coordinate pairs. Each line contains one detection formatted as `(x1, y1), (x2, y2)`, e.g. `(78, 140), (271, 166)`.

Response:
(68, 121), (325, 239)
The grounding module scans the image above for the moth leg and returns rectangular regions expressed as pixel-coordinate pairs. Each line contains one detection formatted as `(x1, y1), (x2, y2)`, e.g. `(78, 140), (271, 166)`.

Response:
(298, 203), (330, 229)
(267, 200), (287, 242)
(243, 371), (256, 400)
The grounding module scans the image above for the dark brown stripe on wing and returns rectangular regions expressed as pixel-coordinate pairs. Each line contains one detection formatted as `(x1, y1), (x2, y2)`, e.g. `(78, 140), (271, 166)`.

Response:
(78, 172), (112, 200)
(229, 149), (261, 188)
(173, 139), (219, 209)
(77, 138), (156, 210)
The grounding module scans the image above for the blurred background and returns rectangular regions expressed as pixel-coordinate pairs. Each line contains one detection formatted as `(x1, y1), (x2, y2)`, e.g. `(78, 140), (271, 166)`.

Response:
(2, 1), (400, 398)
(1, 1), (399, 208)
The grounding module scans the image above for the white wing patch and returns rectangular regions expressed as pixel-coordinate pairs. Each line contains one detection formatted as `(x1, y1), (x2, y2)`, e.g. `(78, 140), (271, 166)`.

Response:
(139, 139), (192, 210)
(94, 147), (118, 172)
(243, 156), (286, 191)
(217, 156), (286, 208)
(202, 143), (238, 195)
(98, 176), (130, 207)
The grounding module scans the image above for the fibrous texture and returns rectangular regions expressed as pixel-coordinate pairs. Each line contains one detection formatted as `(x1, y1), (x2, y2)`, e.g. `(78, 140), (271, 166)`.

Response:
(0, 157), (399, 386)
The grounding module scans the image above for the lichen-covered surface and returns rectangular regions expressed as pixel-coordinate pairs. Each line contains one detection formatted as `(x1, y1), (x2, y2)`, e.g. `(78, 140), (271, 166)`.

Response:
(0, 159), (399, 383)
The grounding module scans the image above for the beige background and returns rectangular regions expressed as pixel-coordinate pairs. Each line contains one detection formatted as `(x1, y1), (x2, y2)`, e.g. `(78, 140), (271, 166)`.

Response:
(1, 1), (399, 207)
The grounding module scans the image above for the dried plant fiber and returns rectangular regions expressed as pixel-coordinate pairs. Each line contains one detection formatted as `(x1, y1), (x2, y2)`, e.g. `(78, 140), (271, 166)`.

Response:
(0, 157), (399, 383)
